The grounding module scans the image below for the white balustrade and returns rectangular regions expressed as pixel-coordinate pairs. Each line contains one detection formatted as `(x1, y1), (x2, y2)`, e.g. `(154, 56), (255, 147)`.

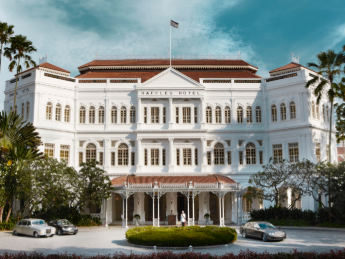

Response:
(160, 183), (187, 188)
(128, 183), (152, 188)
(194, 182), (218, 188)
(222, 183), (239, 189)
(242, 212), (251, 222)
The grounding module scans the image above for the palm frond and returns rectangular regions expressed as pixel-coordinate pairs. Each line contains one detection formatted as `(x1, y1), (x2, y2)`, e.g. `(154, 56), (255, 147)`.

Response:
(306, 74), (319, 89)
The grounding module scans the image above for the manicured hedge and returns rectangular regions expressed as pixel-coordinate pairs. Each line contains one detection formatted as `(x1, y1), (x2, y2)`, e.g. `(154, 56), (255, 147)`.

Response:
(0, 249), (345, 259)
(126, 226), (237, 247)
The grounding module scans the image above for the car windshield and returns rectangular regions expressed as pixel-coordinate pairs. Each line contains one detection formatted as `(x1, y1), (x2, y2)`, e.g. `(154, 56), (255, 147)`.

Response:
(259, 223), (275, 229)
(57, 220), (71, 225)
(31, 220), (46, 225)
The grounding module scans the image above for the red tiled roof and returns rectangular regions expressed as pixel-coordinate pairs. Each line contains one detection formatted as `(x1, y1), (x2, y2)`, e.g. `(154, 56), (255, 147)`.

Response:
(75, 70), (261, 82)
(16, 62), (70, 75)
(269, 62), (317, 74)
(111, 174), (236, 186)
(78, 59), (258, 69)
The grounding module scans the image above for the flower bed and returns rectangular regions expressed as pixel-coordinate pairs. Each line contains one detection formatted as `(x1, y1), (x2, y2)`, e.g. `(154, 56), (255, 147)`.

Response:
(125, 226), (237, 247)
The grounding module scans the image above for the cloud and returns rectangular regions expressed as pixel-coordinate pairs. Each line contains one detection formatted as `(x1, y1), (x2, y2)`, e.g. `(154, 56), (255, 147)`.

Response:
(329, 23), (345, 49)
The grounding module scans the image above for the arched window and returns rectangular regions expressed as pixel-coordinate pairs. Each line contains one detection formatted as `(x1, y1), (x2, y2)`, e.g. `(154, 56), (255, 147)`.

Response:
(121, 106), (126, 124)
(206, 106), (212, 123)
(271, 105), (277, 122)
(98, 106), (104, 123)
(290, 101), (296, 119)
(225, 106), (231, 123)
(246, 142), (256, 165)
(246, 106), (252, 124)
(130, 106), (136, 124)
(26, 102), (30, 120)
(215, 106), (221, 123)
(46, 102), (52, 120)
(256, 106), (261, 123)
(316, 103), (320, 120)
(111, 106), (117, 124)
(322, 105), (325, 121)
(89, 106), (95, 124)
(326, 106), (329, 122)
(64, 105), (70, 122)
(80, 106), (86, 124)
(21, 103), (25, 117)
(118, 143), (128, 166)
(86, 143), (96, 163)
(214, 142), (224, 165)
(237, 106), (243, 123)
(55, 104), (61, 121)
(311, 101), (315, 119)
(280, 103), (286, 121)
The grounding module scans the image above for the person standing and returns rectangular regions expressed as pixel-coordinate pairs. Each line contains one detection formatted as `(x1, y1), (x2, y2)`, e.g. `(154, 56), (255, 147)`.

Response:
(181, 211), (186, 227)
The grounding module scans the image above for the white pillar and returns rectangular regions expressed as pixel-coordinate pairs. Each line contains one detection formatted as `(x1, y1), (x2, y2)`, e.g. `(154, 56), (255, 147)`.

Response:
(169, 98), (173, 128)
(125, 194), (128, 228)
(152, 194), (155, 226)
(137, 97), (142, 129)
(159, 148), (163, 166)
(222, 197), (225, 225)
(157, 194), (160, 227)
(192, 194), (195, 226)
(201, 138), (207, 171)
(237, 194), (242, 225)
(137, 138), (142, 172)
(169, 138), (174, 172)
(187, 194), (190, 225)
(200, 97), (205, 125)
(219, 196), (222, 227)
(122, 196), (125, 228)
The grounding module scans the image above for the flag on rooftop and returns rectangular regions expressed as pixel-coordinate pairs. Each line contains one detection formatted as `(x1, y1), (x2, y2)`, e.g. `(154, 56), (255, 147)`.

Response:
(170, 20), (179, 28)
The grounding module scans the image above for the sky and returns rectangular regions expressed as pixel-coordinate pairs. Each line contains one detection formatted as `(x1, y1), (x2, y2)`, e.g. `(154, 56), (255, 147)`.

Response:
(0, 0), (345, 111)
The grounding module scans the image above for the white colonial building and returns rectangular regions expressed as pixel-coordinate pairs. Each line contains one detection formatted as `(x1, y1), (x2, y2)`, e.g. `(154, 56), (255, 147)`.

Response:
(3, 57), (336, 227)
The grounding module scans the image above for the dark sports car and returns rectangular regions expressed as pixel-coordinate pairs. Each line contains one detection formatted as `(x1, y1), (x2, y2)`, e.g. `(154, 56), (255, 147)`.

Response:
(240, 221), (286, 242)
(48, 219), (78, 235)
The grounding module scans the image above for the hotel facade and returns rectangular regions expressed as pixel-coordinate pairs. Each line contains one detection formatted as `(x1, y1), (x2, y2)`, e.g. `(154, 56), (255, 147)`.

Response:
(4, 57), (336, 227)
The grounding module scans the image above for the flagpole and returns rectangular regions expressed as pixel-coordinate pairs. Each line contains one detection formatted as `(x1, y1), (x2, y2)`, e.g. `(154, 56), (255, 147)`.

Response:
(170, 24), (171, 68)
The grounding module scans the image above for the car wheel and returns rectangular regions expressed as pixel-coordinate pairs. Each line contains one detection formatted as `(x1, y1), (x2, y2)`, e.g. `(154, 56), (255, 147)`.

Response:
(73, 233), (77, 235)
(57, 229), (62, 235)
(50, 235), (54, 237)
(13, 230), (17, 236)
(242, 231), (247, 238)
(262, 233), (268, 242)
(33, 232), (39, 238)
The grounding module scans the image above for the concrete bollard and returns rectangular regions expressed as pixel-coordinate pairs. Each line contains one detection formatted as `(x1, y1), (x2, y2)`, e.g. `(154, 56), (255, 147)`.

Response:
(189, 245), (193, 251)
(225, 244), (228, 253)
(153, 246), (156, 252)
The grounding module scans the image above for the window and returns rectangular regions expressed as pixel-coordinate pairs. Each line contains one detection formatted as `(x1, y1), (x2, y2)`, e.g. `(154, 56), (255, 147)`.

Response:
(259, 151), (263, 164)
(280, 103), (286, 121)
(207, 151), (211, 165)
(144, 149), (148, 166)
(227, 151), (231, 165)
(326, 106), (329, 122)
(246, 106), (252, 124)
(79, 152), (83, 166)
(176, 149), (180, 166)
(271, 105), (277, 122)
(151, 149), (159, 166)
(195, 148), (198, 165)
(60, 145), (69, 165)
(96, 106), (104, 123)
(182, 107), (191, 123)
(326, 144), (329, 161)
(86, 143), (96, 163)
(46, 102), (52, 120)
(118, 143), (128, 165)
(131, 152), (135, 166)
(316, 143), (320, 162)
(322, 105), (325, 121)
(273, 144), (283, 163)
(290, 102), (296, 119)
(120, 106), (126, 124)
(214, 143), (224, 165)
(316, 103), (320, 120)
(312, 101), (315, 119)
(206, 106), (212, 123)
(175, 107), (179, 123)
(99, 152), (104, 166)
(44, 143), (54, 157)
(144, 107), (147, 124)
(55, 104), (61, 121)
(237, 107), (243, 123)
(26, 102), (30, 120)
(256, 106), (261, 123)
(111, 106), (117, 124)
(163, 107), (166, 123)
(80, 107), (86, 124)
(183, 149), (191, 165)
(215, 106), (221, 123)
(21, 103), (25, 117)
(130, 106), (136, 124)
(89, 106), (95, 124)
(151, 107), (159, 123)
(111, 152), (115, 166)
(288, 143), (299, 163)
(239, 151), (243, 165)
(246, 142), (256, 165)
(194, 107), (198, 123)
(64, 105), (70, 122)
(163, 149), (166, 166)
(225, 106), (231, 123)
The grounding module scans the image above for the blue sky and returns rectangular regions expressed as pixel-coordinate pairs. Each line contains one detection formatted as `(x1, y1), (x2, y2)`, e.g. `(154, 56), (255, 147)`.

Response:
(0, 0), (345, 110)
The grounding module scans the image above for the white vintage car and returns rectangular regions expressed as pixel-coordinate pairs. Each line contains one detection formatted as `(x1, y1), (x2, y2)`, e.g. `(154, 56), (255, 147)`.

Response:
(13, 219), (56, 238)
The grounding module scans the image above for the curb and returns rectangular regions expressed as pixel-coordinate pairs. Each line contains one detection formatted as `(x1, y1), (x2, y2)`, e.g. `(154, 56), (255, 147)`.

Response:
(279, 226), (345, 232)
(126, 241), (232, 250)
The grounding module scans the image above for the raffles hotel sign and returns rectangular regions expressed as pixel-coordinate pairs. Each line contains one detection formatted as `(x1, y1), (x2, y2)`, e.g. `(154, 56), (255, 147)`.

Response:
(138, 90), (203, 97)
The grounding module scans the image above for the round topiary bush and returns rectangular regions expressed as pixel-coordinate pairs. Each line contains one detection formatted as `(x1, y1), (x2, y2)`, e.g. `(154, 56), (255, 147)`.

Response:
(125, 226), (237, 247)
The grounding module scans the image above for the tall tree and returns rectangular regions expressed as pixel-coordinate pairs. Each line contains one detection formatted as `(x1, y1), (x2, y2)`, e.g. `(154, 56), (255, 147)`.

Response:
(0, 22), (14, 74)
(306, 50), (345, 163)
(3, 35), (37, 107)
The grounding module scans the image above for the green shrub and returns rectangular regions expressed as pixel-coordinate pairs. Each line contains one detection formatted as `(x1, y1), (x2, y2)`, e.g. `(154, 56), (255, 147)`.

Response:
(126, 226), (237, 247)
(318, 222), (345, 228)
(0, 216), (19, 230)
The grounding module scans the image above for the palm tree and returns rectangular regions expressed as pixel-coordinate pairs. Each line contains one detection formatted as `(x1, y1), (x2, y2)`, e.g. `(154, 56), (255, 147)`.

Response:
(0, 22), (14, 74)
(3, 35), (37, 107)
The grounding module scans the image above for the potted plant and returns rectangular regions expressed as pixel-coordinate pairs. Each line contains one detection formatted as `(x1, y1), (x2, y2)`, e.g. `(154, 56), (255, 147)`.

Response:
(134, 214), (140, 226)
(204, 213), (210, 225)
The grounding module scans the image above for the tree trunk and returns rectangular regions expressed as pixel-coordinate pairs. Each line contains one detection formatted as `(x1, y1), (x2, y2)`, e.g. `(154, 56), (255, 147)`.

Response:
(5, 205), (12, 222)
(13, 57), (20, 108)
(328, 100), (333, 222)
(0, 44), (3, 74)
(0, 207), (3, 223)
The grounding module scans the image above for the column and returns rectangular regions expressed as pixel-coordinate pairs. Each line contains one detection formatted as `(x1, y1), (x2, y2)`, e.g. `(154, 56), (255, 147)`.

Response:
(187, 194), (190, 225)
(126, 107), (130, 124)
(231, 193), (237, 223)
(125, 194), (128, 228)
(157, 194), (160, 227)
(201, 138), (207, 171)
(221, 107), (225, 124)
(148, 148), (151, 166)
(222, 196), (225, 226)
(137, 138), (142, 172)
(191, 106), (195, 125)
(104, 139), (110, 171)
(159, 148), (163, 166)
(219, 196), (222, 227)
(179, 147), (183, 166)
(169, 138), (174, 172)
(159, 106), (163, 124)
(192, 194), (195, 226)
(137, 97), (142, 129)
(179, 107), (182, 124)
(105, 95), (110, 130)
(200, 97), (205, 128)
(237, 193), (242, 225)
(152, 194), (155, 226)
(231, 98), (236, 124)
(169, 98), (174, 129)
(191, 148), (195, 166)
(122, 197), (125, 228)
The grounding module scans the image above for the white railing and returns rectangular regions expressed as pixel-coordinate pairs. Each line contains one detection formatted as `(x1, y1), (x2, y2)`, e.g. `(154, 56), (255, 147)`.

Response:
(128, 183), (152, 188)
(160, 182), (187, 188)
(242, 212), (251, 222)
(95, 54), (241, 60)
(223, 183), (239, 189)
(112, 184), (125, 188)
(194, 182), (218, 188)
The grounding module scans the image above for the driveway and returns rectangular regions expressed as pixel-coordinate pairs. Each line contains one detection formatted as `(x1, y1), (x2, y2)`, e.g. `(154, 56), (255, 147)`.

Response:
(0, 226), (344, 256)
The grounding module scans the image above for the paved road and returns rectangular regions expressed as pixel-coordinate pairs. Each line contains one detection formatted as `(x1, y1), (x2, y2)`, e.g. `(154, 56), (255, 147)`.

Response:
(0, 226), (344, 256)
